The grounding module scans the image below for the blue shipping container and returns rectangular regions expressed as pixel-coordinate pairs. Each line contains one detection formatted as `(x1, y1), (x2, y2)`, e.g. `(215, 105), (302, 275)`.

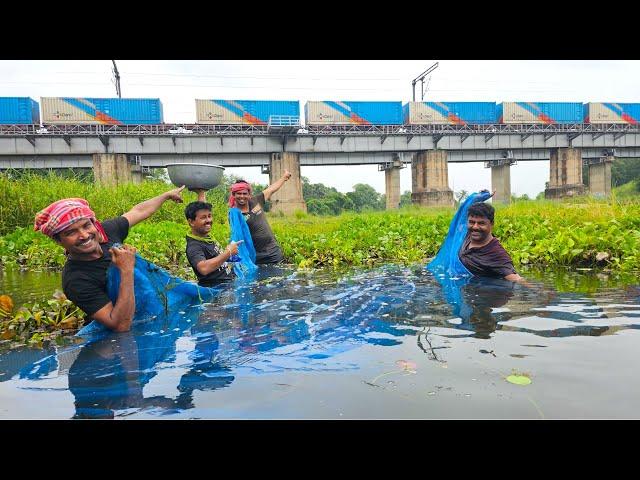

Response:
(246, 100), (299, 124)
(90, 98), (163, 124)
(543, 102), (583, 123)
(0, 97), (40, 124)
(306, 101), (403, 125)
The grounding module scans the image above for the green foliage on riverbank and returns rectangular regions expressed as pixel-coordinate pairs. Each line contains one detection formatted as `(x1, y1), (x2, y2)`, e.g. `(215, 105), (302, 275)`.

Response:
(2, 196), (640, 273)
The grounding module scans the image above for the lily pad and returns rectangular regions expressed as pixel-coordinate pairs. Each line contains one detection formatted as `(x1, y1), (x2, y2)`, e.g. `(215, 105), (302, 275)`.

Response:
(506, 374), (532, 386)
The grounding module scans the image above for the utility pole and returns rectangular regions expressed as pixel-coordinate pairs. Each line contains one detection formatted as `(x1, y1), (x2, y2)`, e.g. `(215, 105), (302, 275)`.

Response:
(112, 60), (121, 98)
(411, 62), (439, 102)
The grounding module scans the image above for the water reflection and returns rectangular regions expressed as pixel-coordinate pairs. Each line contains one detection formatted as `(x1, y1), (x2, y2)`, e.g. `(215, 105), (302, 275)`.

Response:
(66, 306), (235, 419)
(0, 264), (639, 419)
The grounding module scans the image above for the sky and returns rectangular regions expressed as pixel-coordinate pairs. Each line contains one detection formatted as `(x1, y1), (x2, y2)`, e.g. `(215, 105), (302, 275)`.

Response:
(1, 60), (639, 197)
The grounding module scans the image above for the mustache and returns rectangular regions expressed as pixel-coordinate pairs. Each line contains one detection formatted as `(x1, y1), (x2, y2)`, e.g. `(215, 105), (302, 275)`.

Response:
(75, 235), (95, 245)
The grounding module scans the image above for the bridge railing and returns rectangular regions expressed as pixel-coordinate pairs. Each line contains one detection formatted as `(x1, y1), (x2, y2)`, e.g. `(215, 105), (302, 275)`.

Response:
(0, 123), (638, 137)
(268, 115), (300, 128)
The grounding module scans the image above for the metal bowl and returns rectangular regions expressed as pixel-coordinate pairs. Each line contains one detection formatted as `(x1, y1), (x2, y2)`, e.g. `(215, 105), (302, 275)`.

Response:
(165, 163), (225, 191)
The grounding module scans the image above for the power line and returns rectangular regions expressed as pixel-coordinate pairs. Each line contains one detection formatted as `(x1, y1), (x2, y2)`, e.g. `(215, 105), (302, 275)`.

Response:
(52, 71), (406, 82)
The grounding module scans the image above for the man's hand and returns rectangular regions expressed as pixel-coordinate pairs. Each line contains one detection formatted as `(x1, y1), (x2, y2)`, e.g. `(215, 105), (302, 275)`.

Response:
(165, 185), (186, 203)
(480, 189), (497, 198)
(193, 188), (207, 202)
(282, 170), (292, 181)
(109, 244), (137, 273)
(226, 240), (244, 256)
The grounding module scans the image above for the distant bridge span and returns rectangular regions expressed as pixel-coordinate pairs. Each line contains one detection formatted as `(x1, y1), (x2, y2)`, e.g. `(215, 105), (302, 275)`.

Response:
(1, 123), (638, 209)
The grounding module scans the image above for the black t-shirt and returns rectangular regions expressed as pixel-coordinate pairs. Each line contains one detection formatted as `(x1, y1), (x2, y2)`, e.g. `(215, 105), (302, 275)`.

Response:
(243, 192), (284, 264)
(185, 236), (234, 287)
(62, 217), (129, 318)
(458, 235), (517, 278)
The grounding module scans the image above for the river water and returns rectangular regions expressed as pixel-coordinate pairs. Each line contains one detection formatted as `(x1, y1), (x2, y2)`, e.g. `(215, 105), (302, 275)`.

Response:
(0, 265), (639, 419)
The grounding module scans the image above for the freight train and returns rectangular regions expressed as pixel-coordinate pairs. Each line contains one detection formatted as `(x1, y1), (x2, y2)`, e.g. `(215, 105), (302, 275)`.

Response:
(1, 97), (639, 126)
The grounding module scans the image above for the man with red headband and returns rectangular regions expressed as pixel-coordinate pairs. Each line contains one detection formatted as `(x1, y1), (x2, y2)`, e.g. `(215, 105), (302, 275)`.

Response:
(34, 185), (186, 332)
(229, 170), (291, 264)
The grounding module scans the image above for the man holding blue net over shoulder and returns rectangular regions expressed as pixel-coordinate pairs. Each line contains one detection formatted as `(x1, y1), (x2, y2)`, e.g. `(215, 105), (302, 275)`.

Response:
(428, 189), (524, 283)
(34, 185), (188, 333)
(184, 191), (243, 287)
(228, 171), (292, 265)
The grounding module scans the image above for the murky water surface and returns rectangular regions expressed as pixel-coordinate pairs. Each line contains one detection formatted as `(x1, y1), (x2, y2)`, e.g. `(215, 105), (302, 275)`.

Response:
(1, 265), (639, 419)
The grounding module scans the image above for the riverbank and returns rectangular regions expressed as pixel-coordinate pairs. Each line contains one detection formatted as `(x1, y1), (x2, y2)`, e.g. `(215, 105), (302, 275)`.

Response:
(2, 199), (639, 273)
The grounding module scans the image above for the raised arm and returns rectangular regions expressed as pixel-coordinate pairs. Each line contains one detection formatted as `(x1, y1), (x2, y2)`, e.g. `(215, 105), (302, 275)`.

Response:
(193, 189), (207, 202)
(123, 185), (185, 227)
(262, 170), (292, 201)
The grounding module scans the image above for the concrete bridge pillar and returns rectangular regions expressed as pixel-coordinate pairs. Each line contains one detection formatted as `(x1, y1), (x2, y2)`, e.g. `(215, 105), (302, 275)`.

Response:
(269, 152), (306, 215)
(92, 153), (136, 186)
(411, 150), (453, 207)
(588, 156), (614, 198)
(382, 155), (403, 209)
(488, 159), (514, 204)
(545, 147), (586, 199)
(130, 164), (143, 184)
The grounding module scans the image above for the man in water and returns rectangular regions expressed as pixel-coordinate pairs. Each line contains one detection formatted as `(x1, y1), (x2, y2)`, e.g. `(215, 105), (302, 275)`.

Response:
(34, 186), (186, 332)
(228, 171), (291, 264)
(184, 192), (241, 287)
(459, 201), (524, 282)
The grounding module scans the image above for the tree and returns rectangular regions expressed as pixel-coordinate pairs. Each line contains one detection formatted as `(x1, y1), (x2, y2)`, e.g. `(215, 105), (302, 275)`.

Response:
(400, 190), (412, 207)
(454, 189), (469, 207)
(612, 157), (640, 187)
(145, 167), (170, 183)
(346, 183), (385, 212)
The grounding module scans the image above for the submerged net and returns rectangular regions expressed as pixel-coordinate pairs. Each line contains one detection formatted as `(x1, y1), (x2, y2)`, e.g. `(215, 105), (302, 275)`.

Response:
(427, 190), (492, 278)
(77, 250), (221, 336)
(228, 207), (258, 279)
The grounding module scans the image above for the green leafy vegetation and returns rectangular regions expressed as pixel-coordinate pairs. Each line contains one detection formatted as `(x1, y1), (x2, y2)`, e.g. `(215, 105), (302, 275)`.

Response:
(0, 291), (85, 346)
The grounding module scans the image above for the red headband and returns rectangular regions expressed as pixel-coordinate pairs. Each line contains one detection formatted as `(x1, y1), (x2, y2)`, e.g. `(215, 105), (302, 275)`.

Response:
(34, 198), (108, 243)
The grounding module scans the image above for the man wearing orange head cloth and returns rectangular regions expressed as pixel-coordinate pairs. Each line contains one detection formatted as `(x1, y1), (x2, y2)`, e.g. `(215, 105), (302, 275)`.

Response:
(34, 185), (186, 332)
(228, 170), (291, 264)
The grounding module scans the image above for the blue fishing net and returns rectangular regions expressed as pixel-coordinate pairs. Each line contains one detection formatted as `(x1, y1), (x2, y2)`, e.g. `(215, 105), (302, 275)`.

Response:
(228, 207), (258, 279)
(76, 250), (221, 336)
(427, 190), (492, 278)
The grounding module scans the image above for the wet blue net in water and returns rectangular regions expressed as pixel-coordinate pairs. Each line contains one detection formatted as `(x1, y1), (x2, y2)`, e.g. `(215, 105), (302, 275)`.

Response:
(76, 251), (221, 336)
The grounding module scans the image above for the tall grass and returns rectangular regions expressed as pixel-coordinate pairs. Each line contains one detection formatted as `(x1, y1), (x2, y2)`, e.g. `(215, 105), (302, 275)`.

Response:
(0, 170), (229, 236)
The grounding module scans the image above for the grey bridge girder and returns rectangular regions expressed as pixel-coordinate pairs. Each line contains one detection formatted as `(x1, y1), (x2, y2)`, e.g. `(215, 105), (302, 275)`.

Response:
(0, 136), (284, 156)
(2, 132), (640, 157)
(4, 148), (639, 170)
